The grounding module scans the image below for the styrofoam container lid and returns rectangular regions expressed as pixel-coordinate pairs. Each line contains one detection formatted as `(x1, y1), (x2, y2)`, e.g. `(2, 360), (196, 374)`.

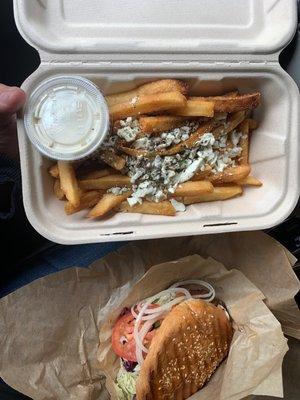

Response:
(13, 0), (300, 244)
(14, 0), (297, 59)
(23, 75), (109, 160)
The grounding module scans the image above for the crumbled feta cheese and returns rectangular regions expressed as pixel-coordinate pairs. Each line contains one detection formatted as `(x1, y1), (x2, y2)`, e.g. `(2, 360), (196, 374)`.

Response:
(215, 158), (228, 172)
(231, 130), (243, 146)
(131, 96), (138, 106)
(117, 117), (140, 142)
(134, 137), (150, 149)
(197, 132), (215, 147)
(102, 116), (243, 209)
(170, 199), (186, 212)
(177, 157), (204, 183)
(133, 181), (156, 199)
(133, 121), (199, 151)
(127, 197), (140, 207)
(228, 147), (242, 157)
(100, 133), (117, 149)
(130, 167), (145, 183)
(214, 133), (227, 149)
(108, 187), (130, 195)
(154, 189), (165, 202)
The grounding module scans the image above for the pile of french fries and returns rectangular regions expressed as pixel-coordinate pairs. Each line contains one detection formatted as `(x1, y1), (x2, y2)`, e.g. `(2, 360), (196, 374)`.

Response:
(48, 79), (262, 219)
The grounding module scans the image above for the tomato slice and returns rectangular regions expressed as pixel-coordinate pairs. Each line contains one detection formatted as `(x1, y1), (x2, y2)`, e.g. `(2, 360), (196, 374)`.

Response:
(111, 311), (158, 362)
(112, 312), (136, 361)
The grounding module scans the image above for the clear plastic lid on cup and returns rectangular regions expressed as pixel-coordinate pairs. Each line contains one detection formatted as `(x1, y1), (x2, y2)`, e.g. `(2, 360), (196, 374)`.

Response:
(24, 75), (110, 161)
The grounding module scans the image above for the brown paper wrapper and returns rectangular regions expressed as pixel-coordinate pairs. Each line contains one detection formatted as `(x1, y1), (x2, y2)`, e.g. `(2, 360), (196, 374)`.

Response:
(98, 255), (288, 400)
(0, 232), (299, 400)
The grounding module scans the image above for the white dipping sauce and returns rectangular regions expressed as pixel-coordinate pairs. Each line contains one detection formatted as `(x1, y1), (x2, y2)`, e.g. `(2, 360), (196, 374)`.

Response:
(24, 76), (109, 160)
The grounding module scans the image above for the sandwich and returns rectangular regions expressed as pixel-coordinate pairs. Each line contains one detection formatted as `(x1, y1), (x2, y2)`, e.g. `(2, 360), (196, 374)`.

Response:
(111, 280), (233, 400)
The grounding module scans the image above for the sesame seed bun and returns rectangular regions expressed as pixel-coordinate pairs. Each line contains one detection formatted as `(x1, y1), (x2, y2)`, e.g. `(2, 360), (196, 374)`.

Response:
(136, 298), (233, 400)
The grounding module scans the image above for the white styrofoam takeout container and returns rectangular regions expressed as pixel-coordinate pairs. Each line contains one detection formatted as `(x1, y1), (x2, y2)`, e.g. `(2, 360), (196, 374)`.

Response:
(14, 0), (300, 244)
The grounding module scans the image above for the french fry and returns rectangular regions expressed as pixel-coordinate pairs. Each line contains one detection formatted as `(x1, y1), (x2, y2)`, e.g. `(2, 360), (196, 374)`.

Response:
(49, 162), (82, 178)
(57, 161), (81, 207)
(238, 120), (249, 165)
(99, 150), (126, 171)
(117, 145), (149, 158)
(236, 176), (262, 186)
(81, 168), (117, 180)
(199, 91), (238, 99)
(222, 90), (239, 97)
(109, 91), (187, 120)
(189, 92), (261, 113)
(182, 185), (243, 205)
(88, 191), (131, 218)
(48, 164), (59, 178)
(65, 191), (104, 215)
(214, 112), (228, 120)
(119, 200), (176, 216)
(208, 164), (250, 184)
(187, 92), (237, 119)
(138, 116), (188, 135)
(51, 80), (262, 221)
(106, 79), (188, 107)
(79, 175), (131, 191)
(187, 165), (212, 180)
(53, 179), (65, 200)
(247, 118), (259, 131)
(212, 111), (245, 138)
(171, 99), (214, 117)
(192, 164), (251, 184)
(173, 181), (213, 197)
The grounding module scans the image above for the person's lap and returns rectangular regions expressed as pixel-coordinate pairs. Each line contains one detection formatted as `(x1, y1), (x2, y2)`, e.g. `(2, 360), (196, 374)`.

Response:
(0, 241), (125, 298)
(0, 240), (125, 399)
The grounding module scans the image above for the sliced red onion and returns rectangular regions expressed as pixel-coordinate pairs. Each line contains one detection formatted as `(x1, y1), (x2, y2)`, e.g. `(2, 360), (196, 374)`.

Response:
(132, 283), (215, 365)
(170, 280), (215, 302)
(138, 315), (165, 354)
(131, 305), (139, 319)
(122, 359), (137, 372)
(131, 287), (191, 319)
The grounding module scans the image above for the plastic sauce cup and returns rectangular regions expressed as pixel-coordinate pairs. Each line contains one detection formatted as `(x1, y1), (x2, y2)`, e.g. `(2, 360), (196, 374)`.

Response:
(23, 75), (110, 161)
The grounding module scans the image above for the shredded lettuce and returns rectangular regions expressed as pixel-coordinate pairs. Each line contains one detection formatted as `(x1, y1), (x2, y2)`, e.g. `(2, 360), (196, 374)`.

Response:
(116, 362), (140, 400)
(156, 291), (176, 306)
(115, 292), (178, 399)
